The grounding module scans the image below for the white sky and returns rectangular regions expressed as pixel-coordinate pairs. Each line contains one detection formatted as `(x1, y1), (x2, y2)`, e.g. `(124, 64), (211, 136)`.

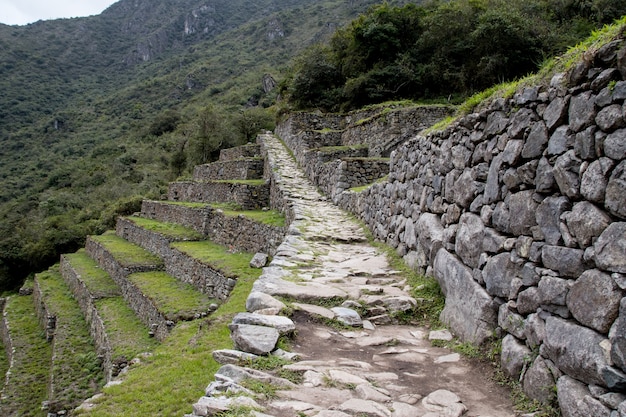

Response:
(0, 0), (119, 26)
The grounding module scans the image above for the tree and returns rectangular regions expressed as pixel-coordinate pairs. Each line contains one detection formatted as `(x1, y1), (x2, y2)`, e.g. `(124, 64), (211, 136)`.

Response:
(235, 108), (275, 142)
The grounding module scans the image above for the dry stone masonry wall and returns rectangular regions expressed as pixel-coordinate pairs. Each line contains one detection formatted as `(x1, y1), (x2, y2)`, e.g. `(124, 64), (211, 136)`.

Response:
(278, 38), (626, 415)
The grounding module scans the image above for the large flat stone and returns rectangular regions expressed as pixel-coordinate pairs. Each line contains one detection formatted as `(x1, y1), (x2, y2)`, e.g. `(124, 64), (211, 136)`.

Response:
(433, 249), (498, 344)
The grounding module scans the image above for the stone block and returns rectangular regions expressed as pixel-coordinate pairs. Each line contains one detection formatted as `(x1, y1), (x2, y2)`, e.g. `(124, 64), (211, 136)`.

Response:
(564, 202), (611, 248)
(433, 249), (498, 344)
(541, 245), (586, 278)
(606, 161), (626, 219)
(557, 376), (611, 417)
(501, 334), (531, 380)
(581, 157), (614, 203)
(483, 253), (523, 299)
(553, 150), (581, 199)
(568, 269), (622, 334)
(595, 222), (626, 273)
(523, 356), (557, 404)
(543, 316), (609, 386)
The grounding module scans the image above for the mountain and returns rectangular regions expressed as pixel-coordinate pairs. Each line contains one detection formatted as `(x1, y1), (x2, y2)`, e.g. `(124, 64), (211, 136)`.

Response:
(0, 0), (392, 290)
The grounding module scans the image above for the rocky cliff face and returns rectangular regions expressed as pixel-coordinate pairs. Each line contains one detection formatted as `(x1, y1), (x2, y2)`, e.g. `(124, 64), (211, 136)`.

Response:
(277, 35), (626, 416)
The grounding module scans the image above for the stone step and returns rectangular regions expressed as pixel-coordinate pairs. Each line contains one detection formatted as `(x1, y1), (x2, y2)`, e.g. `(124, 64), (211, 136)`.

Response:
(60, 250), (158, 380)
(135, 204), (287, 255)
(116, 216), (204, 259)
(167, 179), (270, 210)
(0, 290), (52, 417)
(193, 158), (264, 181)
(305, 144), (369, 164)
(218, 143), (261, 161)
(85, 232), (181, 340)
(32, 266), (103, 414)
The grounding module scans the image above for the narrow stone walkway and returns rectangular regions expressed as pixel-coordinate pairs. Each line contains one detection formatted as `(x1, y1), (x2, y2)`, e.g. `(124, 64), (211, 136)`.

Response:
(191, 134), (517, 417)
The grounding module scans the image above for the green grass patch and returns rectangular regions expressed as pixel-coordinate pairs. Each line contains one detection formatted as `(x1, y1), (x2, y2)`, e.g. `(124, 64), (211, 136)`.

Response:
(125, 216), (204, 240)
(314, 144), (368, 153)
(212, 204), (286, 227)
(91, 232), (163, 268)
(349, 175), (389, 193)
(171, 240), (256, 278)
(0, 337), (8, 393)
(211, 179), (267, 186)
(74, 251), (263, 417)
(154, 201), (210, 209)
(63, 250), (121, 298)
(239, 378), (279, 399)
(0, 293), (52, 417)
(95, 297), (160, 361)
(35, 266), (104, 411)
(127, 271), (217, 320)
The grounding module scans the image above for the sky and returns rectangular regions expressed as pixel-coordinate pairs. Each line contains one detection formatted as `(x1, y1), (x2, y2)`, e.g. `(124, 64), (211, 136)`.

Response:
(0, 0), (118, 25)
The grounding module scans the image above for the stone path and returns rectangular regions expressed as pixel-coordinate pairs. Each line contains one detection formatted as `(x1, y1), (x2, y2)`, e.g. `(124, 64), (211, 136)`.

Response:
(189, 134), (517, 417)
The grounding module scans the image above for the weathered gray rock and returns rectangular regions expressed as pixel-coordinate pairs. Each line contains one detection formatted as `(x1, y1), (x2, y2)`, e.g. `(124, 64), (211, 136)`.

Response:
(581, 157), (614, 202)
(416, 213), (445, 264)
(543, 316), (609, 386)
(192, 395), (261, 417)
(501, 334), (531, 380)
(544, 97), (569, 131)
(610, 298), (626, 372)
(553, 150), (581, 198)
(536, 196), (571, 245)
(484, 154), (504, 204)
(422, 389), (467, 417)
(568, 269), (623, 333)
(453, 168), (479, 208)
(604, 128), (626, 160)
(557, 376), (612, 417)
(535, 157), (556, 192)
(212, 349), (258, 365)
(538, 276), (571, 306)
(455, 213), (485, 268)
(337, 398), (391, 417)
(508, 191), (540, 236)
(331, 307), (362, 327)
(499, 302), (526, 339)
(548, 126), (575, 155)
(606, 161), (626, 219)
(541, 245), (586, 278)
(293, 302), (335, 319)
(564, 202), (611, 248)
(523, 356), (557, 404)
(595, 222), (626, 273)
(229, 323), (280, 355)
(483, 253), (523, 299)
(569, 91), (597, 132)
(250, 253), (269, 268)
(246, 291), (286, 313)
(508, 108), (538, 139)
(523, 121), (550, 159)
(517, 287), (542, 315)
(484, 111), (509, 137)
(596, 106), (625, 132)
(525, 312), (546, 348)
(216, 364), (295, 388)
(434, 249), (498, 344)
(232, 312), (296, 335)
(382, 296), (417, 314)
(575, 126), (597, 159)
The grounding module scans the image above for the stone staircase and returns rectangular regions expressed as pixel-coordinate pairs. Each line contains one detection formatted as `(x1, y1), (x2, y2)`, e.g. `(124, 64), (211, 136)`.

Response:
(0, 142), (287, 416)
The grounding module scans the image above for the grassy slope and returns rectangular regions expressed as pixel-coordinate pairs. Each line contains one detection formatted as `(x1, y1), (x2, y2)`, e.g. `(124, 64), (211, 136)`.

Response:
(75, 250), (261, 416)
(0, 294), (52, 417)
(34, 266), (104, 411)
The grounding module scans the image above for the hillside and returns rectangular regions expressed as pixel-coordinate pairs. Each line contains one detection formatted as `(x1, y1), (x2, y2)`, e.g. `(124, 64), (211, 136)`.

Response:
(0, 0), (395, 290)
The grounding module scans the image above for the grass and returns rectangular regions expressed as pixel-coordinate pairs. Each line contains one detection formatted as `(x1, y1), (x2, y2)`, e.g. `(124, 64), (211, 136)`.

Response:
(127, 271), (217, 320)
(91, 231), (163, 268)
(314, 144), (368, 153)
(74, 250), (263, 417)
(125, 216), (204, 240)
(209, 203), (286, 227)
(63, 250), (121, 298)
(0, 292), (53, 417)
(35, 266), (104, 411)
(171, 240), (255, 278)
(349, 175), (389, 193)
(211, 179), (267, 186)
(95, 297), (160, 362)
(153, 201), (210, 209)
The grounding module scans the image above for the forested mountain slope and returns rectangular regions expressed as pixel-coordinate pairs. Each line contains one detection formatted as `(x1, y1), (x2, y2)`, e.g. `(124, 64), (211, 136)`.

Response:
(0, 0), (388, 290)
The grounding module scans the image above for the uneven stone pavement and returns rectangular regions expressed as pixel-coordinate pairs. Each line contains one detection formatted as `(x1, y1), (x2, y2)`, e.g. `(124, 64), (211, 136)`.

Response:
(189, 134), (517, 417)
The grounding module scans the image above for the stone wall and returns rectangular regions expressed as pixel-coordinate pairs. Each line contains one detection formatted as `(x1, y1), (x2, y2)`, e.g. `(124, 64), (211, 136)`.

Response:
(193, 158), (264, 181)
(59, 256), (117, 381)
(219, 144), (261, 160)
(141, 200), (211, 235)
(341, 105), (455, 157)
(32, 278), (56, 342)
(0, 297), (15, 398)
(137, 203), (286, 256)
(85, 237), (172, 341)
(166, 246), (236, 300)
(278, 39), (626, 414)
(168, 180), (270, 210)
